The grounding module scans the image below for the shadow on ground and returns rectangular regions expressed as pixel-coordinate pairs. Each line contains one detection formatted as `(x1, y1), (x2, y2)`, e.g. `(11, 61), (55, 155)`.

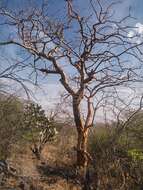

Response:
(36, 163), (81, 186)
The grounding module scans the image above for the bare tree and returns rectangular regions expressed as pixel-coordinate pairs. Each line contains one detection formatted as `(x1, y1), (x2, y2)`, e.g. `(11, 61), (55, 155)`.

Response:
(0, 0), (143, 174)
(0, 53), (32, 98)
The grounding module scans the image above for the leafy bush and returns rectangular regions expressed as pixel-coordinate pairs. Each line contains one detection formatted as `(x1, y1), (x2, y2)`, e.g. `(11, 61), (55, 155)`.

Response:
(128, 149), (143, 161)
(23, 103), (58, 159)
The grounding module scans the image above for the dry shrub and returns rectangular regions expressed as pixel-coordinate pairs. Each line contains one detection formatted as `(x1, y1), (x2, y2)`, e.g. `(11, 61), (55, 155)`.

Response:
(88, 124), (143, 190)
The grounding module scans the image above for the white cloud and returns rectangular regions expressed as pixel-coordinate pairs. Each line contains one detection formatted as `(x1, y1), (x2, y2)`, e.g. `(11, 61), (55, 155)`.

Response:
(0, 78), (64, 110)
(135, 23), (143, 34)
(32, 83), (64, 110)
(127, 31), (135, 38)
(128, 22), (143, 44)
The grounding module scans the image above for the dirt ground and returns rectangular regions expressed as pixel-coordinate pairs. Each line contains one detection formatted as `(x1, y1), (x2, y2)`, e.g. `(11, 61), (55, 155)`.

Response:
(0, 131), (82, 190)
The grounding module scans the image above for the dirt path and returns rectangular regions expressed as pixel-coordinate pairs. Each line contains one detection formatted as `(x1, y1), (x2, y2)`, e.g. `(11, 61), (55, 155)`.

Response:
(3, 143), (81, 190)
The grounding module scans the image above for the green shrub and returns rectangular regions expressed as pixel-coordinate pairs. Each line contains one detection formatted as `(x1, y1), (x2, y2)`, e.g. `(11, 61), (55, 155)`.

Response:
(128, 149), (143, 161)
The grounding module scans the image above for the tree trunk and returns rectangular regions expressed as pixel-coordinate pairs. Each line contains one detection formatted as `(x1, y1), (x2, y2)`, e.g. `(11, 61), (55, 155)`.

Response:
(76, 129), (89, 168)
(72, 96), (89, 169)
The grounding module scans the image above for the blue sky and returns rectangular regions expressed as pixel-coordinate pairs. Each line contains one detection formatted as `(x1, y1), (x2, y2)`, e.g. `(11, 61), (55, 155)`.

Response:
(1, 0), (143, 19)
(0, 0), (143, 120)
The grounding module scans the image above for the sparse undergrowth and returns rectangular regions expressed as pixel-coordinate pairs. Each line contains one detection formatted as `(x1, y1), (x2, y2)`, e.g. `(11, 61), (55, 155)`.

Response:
(0, 97), (143, 190)
(1, 123), (143, 190)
